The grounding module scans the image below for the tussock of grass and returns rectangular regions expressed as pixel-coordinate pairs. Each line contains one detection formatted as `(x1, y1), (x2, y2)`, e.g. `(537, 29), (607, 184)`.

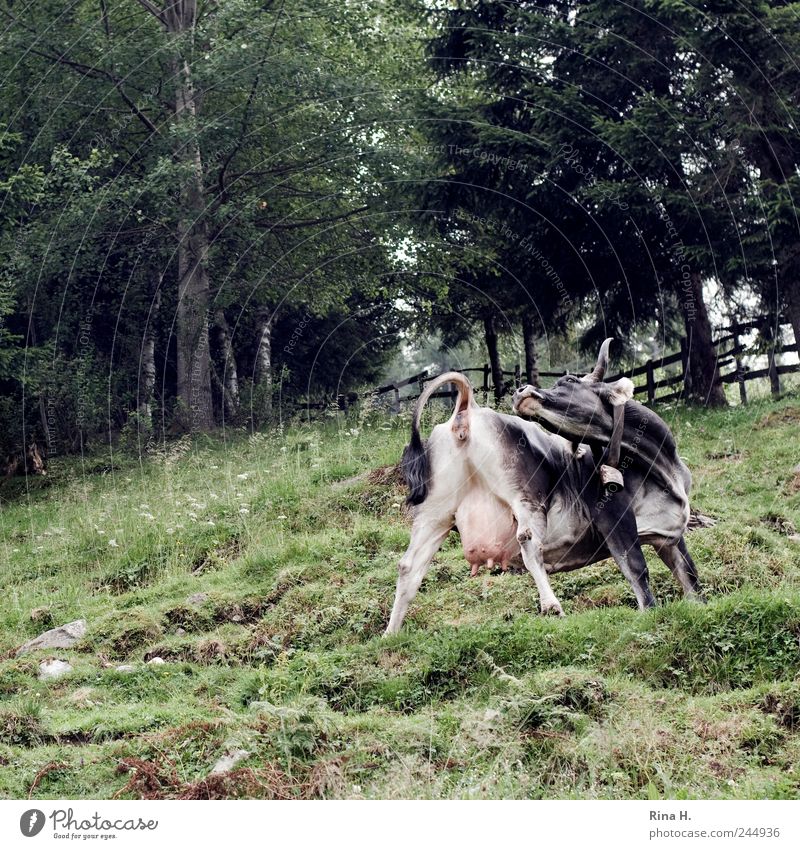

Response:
(1, 400), (799, 798)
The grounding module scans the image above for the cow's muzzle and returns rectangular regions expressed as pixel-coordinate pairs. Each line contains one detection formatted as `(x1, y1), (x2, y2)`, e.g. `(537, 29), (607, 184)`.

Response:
(512, 385), (546, 418)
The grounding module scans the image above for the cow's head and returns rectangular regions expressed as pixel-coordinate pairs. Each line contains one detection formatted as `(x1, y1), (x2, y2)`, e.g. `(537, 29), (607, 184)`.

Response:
(512, 338), (634, 441)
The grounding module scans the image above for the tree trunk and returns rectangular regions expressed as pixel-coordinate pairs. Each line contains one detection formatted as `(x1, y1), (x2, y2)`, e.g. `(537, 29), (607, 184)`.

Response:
(166, 1), (214, 432)
(680, 272), (726, 406)
(785, 278), (800, 362)
(483, 313), (504, 402)
(751, 140), (800, 372)
(522, 313), (539, 387)
(256, 310), (273, 417)
(139, 289), (160, 425)
(214, 309), (239, 418)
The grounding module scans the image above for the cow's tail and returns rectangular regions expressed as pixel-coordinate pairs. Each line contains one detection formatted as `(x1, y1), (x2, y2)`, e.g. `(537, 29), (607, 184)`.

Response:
(402, 372), (474, 505)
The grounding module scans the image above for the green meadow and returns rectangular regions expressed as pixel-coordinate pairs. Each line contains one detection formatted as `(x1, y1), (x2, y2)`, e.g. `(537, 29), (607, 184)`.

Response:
(1, 396), (799, 799)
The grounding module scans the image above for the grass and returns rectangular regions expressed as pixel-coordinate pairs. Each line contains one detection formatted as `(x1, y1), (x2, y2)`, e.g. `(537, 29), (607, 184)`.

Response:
(0, 393), (799, 800)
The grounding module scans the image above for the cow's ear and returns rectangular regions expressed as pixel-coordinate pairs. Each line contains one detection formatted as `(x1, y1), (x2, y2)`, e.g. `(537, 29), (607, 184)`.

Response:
(607, 377), (634, 406)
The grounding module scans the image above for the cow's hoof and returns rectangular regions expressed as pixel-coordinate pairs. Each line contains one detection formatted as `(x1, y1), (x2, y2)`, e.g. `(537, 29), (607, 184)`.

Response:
(541, 602), (565, 617)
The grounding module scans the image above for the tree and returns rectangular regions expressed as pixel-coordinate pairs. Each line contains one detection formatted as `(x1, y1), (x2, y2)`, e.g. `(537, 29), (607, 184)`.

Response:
(0, 0), (421, 449)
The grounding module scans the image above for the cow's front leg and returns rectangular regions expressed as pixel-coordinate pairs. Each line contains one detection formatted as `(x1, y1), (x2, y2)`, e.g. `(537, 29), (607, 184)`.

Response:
(385, 516), (452, 635)
(653, 537), (704, 601)
(513, 503), (564, 617)
(592, 494), (656, 610)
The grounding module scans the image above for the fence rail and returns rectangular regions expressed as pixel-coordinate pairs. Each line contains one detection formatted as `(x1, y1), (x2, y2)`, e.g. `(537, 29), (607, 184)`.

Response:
(351, 319), (799, 411)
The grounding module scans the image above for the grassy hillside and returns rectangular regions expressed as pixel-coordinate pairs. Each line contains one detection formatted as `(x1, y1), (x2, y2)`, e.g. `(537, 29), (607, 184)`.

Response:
(1, 396), (799, 800)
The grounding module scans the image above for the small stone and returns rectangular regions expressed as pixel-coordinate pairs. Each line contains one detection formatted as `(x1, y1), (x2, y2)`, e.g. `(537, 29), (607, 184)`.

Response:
(30, 607), (52, 623)
(788, 534), (800, 543)
(175, 627), (186, 636)
(211, 749), (251, 774)
(186, 592), (209, 606)
(230, 614), (243, 623)
(115, 664), (135, 673)
(38, 659), (73, 680)
(16, 619), (87, 657)
(147, 657), (166, 665)
(69, 686), (94, 704)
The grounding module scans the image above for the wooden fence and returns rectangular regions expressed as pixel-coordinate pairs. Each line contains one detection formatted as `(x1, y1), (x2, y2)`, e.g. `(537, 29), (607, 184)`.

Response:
(361, 319), (799, 411)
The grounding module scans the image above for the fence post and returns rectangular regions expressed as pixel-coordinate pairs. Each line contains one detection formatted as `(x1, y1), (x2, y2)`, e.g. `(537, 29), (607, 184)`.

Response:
(679, 337), (690, 399)
(732, 321), (747, 405)
(514, 363), (521, 389)
(392, 384), (400, 414)
(482, 364), (490, 405)
(764, 322), (782, 398)
(645, 360), (655, 404)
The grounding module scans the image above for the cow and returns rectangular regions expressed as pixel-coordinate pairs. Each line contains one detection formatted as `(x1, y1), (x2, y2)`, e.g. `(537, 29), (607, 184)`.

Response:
(384, 339), (702, 635)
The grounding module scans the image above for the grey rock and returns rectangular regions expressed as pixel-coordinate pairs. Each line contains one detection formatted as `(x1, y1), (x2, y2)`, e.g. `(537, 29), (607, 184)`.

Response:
(175, 627), (186, 636)
(147, 656), (166, 665)
(186, 592), (209, 606)
(211, 749), (252, 774)
(38, 659), (73, 680)
(115, 664), (135, 673)
(16, 619), (87, 657)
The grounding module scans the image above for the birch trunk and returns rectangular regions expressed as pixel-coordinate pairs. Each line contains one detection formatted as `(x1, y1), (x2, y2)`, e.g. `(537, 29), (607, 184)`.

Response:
(165, 1), (214, 431)
(256, 311), (273, 416)
(139, 289), (159, 425)
(214, 309), (240, 417)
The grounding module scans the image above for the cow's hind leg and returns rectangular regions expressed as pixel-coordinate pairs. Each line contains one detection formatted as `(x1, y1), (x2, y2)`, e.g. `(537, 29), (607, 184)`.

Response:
(592, 497), (656, 611)
(653, 537), (704, 601)
(385, 516), (451, 635)
(513, 502), (564, 617)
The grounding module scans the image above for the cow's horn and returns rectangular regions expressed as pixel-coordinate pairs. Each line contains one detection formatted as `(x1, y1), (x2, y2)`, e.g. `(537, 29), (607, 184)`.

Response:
(585, 337), (613, 382)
